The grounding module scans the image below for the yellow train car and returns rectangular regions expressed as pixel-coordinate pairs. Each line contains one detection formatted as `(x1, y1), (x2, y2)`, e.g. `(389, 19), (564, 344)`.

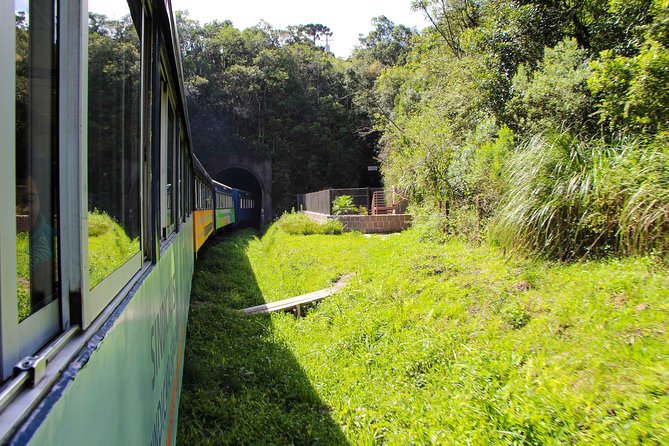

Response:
(193, 162), (215, 253)
(193, 209), (214, 252)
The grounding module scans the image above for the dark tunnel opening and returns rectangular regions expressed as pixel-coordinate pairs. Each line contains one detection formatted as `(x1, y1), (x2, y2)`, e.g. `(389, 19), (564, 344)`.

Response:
(215, 167), (262, 227)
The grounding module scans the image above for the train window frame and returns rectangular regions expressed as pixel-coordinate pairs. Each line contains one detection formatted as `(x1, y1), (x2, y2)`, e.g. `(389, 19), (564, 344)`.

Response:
(160, 76), (178, 239)
(0, 0), (65, 380)
(81, 0), (144, 328)
(179, 133), (186, 223)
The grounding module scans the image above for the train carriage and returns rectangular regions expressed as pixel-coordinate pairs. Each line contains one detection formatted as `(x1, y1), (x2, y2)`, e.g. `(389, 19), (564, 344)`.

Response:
(0, 0), (257, 444)
(233, 189), (257, 228)
(213, 181), (236, 231)
(192, 157), (214, 253)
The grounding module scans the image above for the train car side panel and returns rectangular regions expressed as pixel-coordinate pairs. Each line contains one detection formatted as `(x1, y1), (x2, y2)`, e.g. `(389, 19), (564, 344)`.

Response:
(19, 220), (194, 446)
(215, 208), (235, 229)
(192, 210), (214, 252)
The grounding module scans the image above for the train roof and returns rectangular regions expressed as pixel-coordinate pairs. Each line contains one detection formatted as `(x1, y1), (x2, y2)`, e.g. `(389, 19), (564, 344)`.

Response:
(156, 0), (193, 156)
(192, 155), (212, 182)
(212, 180), (233, 192)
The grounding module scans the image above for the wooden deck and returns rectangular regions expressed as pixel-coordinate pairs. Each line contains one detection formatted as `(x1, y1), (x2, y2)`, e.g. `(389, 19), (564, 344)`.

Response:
(242, 273), (354, 316)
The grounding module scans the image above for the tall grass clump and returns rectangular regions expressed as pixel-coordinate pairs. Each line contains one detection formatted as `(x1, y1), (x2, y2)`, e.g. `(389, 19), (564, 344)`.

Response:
(618, 137), (669, 255)
(274, 211), (343, 235)
(493, 134), (669, 259)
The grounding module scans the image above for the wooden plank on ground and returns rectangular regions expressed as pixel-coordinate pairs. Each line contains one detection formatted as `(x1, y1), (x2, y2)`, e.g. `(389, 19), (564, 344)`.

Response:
(242, 273), (354, 315)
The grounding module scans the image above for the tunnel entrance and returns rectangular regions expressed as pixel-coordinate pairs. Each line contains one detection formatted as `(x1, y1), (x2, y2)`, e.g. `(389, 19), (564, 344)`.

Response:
(215, 167), (262, 226)
(199, 153), (271, 224)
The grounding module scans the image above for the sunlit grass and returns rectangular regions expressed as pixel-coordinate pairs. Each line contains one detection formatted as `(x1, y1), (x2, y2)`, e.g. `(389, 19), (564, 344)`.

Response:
(179, 216), (669, 445)
(273, 211), (343, 236)
(88, 210), (139, 289)
(16, 232), (30, 321)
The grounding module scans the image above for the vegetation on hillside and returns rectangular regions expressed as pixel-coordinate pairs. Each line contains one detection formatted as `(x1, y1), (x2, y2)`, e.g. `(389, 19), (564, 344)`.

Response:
(178, 217), (669, 444)
(374, 0), (668, 259)
(177, 2), (669, 443)
(175, 14), (415, 211)
(176, 1), (667, 259)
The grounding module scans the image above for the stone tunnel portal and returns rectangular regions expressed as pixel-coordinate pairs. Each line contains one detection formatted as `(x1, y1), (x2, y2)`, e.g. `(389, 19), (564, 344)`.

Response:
(215, 167), (264, 226)
(200, 153), (271, 225)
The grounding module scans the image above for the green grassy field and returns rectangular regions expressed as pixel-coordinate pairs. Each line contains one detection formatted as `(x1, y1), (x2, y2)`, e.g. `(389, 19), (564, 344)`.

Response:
(177, 214), (669, 445)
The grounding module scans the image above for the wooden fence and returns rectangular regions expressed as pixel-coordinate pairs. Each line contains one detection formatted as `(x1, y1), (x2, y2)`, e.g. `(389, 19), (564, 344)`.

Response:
(297, 187), (384, 215)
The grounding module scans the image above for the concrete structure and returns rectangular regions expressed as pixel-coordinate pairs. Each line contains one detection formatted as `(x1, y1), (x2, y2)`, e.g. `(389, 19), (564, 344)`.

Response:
(305, 211), (412, 234)
(200, 153), (272, 224)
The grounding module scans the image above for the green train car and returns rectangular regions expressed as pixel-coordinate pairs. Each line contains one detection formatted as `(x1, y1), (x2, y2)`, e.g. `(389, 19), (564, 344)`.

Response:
(0, 0), (247, 443)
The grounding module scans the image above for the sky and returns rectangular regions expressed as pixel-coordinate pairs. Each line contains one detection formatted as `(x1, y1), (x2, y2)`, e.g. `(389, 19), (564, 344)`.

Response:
(15, 0), (429, 58)
(170, 0), (430, 57)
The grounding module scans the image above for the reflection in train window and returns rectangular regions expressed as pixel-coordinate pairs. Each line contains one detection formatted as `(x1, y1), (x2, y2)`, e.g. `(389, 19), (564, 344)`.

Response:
(15, 0), (59, 322)
(87, 0), (141, 288)
(166, 105), (175, 232)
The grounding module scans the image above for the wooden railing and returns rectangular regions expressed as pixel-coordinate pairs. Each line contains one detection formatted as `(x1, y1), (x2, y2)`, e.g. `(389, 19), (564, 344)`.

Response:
(371, 191), (396, 215)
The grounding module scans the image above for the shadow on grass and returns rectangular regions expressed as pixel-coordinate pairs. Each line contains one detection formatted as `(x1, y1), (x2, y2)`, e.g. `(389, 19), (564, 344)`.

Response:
(177, 230), (349, 445)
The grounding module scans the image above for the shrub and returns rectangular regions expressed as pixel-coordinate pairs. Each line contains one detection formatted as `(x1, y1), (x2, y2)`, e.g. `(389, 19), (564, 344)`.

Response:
(275, 211), (343, 235)
(590, 40), (669, 135)
(589, 2), (669, 135)
(502, 304), (531, 329)
(331, 195), (357, 215)
(509, 38), (594, 136)
(406, 204), (449, 244)
(492, 134), (669, 259)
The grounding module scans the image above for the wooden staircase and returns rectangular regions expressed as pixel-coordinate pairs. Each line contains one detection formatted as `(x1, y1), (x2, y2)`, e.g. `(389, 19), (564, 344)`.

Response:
(371, 191), (396, 215)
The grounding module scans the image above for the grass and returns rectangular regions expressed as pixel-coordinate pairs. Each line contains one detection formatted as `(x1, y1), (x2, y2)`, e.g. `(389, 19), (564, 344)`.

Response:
(88, 210), (140, 288)
(16, 232), (30, 321)
(273, 211), (343, 236)
(178, 216), (669, 445)
(16, 210), (138, 320)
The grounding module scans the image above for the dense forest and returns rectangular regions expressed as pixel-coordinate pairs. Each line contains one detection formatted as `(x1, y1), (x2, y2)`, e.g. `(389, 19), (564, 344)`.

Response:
(175, 13), (415, 210)
(176, 0), (668, 259)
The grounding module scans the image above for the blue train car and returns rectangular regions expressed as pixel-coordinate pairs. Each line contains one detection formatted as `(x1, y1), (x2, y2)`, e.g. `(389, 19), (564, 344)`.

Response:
(233, 188), (257, 227)
(213, 181), (235, 230)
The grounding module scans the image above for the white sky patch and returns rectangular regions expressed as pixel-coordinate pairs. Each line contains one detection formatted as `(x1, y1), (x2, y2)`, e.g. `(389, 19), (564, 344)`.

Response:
(171, 0), (430, 57)
(16, 0), (430, 58)
(15, 0), (28, 12)
(88, 0), (130, 19)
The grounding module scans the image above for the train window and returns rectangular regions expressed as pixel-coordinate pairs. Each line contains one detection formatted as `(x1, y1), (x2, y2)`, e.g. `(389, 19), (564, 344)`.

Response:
(2, 0), (62, 378)
(85, 0), (142, 325)
(161, 79), (179, 238)
(15, 0), (59, 323)
(168, 107), (175, 230)
(195, 178), (201, 210)
(179, 135), (185, 223)
(187, 161), (191, 214)
(197, 179), (201, 210)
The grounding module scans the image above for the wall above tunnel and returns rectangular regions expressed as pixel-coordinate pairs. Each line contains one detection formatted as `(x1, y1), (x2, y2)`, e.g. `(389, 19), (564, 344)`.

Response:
(200, 153), (272, 225)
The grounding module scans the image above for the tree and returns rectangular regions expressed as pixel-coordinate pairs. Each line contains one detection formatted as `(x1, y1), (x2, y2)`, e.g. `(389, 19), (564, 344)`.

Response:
(175, 15), (368, 211)
(411, 0), (481, 58)
(355, 16), (416, 66)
